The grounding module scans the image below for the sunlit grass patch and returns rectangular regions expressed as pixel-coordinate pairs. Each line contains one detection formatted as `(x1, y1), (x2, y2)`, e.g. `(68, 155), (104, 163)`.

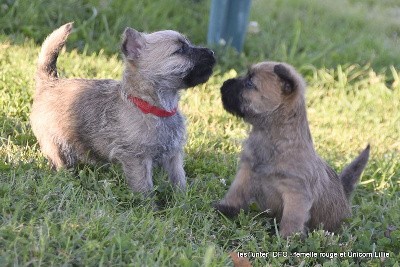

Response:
(0, 0), (399, 264)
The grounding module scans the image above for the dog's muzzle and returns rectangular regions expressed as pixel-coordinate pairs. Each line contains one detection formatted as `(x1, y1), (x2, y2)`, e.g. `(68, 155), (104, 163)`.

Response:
(220, 78), (245, 117)
(183, 47), (216, 87)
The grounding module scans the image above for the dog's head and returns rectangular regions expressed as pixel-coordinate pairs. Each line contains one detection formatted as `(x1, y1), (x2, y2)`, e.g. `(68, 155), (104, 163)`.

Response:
(220, 62), (305, 122)
(121, 28), (215, 89)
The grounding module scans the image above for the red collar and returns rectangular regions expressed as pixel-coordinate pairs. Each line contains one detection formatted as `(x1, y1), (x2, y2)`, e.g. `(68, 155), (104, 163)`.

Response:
(127, 95), (177, 117)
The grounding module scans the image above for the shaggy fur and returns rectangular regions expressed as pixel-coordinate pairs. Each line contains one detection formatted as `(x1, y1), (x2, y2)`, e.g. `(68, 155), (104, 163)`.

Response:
(31, 22), (215, 193)
(215, 61), (370, 237)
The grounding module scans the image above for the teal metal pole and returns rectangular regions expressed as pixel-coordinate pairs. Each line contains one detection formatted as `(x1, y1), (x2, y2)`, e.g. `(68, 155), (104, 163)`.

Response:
(207, 0), (252, 52)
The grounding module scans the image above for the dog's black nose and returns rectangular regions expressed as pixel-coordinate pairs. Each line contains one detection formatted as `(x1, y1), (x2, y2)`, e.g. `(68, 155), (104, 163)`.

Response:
(207, 49), (216, 65)
(221, 78), (238, 88)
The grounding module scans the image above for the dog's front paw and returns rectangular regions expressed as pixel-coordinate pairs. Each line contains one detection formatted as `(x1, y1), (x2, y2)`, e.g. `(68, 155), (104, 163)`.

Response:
(213, 202), (240, 218)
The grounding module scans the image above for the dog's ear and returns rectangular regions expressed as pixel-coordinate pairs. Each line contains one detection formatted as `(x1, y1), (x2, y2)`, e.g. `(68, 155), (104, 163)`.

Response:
(122, 28), (146, 61)
(274, 64), (295, 95)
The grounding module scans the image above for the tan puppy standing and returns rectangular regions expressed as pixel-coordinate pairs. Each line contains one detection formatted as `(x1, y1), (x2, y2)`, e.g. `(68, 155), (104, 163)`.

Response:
(215, 61), (369, 237)
(31, 23), (215, 194)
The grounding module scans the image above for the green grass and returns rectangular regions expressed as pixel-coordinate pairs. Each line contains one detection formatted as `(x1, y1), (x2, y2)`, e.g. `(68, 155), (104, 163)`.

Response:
(1, 0), (400, 266)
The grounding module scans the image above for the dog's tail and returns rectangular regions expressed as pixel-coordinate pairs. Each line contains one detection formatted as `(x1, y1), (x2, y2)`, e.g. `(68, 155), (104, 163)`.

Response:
(340, 144), (370, 198)
(36, 22), (73, 80)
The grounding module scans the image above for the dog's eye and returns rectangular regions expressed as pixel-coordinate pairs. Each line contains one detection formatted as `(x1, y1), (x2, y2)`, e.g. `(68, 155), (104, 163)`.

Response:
(245, 77), (255, 89)
(175, 42), (189, 54)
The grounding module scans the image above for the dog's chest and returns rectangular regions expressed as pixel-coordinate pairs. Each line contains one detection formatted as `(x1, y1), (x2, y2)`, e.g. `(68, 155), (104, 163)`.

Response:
(140, 114), (185, 158)
(243, 138), (275, 171)
(155, 116), (184, 147)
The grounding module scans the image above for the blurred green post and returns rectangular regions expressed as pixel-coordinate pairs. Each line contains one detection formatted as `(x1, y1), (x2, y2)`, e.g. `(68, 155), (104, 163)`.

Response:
(207, 0), (252, 52)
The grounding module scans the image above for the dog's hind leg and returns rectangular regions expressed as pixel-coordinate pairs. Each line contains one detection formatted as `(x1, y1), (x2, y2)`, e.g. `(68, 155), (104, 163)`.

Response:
(40, 138), (76, 170)
(40, 141), (65, 170)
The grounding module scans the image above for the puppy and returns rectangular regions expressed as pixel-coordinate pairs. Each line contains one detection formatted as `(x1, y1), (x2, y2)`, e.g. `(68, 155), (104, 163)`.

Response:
(31, 23), (215, 194)
(215, 61), (370, 237)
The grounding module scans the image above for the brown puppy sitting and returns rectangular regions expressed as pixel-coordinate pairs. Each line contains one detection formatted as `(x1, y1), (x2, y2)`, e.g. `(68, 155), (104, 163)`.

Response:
(215, 61), (370, 237)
